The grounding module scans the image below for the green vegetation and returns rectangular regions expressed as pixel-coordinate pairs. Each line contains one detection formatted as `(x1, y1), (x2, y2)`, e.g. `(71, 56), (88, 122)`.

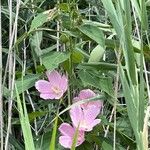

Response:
(0, 0), (150, 149)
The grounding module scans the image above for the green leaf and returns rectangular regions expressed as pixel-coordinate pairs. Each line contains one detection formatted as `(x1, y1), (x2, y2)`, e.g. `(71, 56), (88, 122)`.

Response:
(102, 141), (113, 150)
(49, 115), (58, 150)
(28, 111), (48, 123)
(88, 45), (105, 62)
(59, 3), (70, 12)
(76, 141), (92, 150)
(4, 74), (41, 98)
(15, 84), (35, 150)
(102, 0), (137, 84)
(35, 132), (52, 150)
(119, 65), (139, 138)
(78, 62), (117, 71)
(78, 24), (104, 47)
(101, 0), (122, 37)
(30, 8), (57, 31)
(72, 50), (84, 63)
(140, 0), (148, 30)
(78, 70), (114, 96)
(30, 31), (43, 56)
(42, 51), (70, 71)
(15, 74), (41, 96)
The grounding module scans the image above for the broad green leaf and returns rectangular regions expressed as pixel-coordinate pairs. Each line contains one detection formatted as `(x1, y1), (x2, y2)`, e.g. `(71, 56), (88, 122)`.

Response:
(88, 45), (105, 62)
(15, 74), (41, 96)
(78, 70), (114, 96)
(102, 141), (113, 150)
(30, 8), (57, 31)
(42, 51), (70, 71)
(78, 62), (117, 71)
(30, 31), (43, 56)
(78, 24), (104, 47)
(72, 50), (84, 63)
(41, 44), (57, 56)
(4, 74), (41, 98)
(28, 111), (48, 123)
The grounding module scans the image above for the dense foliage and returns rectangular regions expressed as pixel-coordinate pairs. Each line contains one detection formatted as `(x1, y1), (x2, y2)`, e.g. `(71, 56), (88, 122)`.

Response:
(1, 0), (150, 149)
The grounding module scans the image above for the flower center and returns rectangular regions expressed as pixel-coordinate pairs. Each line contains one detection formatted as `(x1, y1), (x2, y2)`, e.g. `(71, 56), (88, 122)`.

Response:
(51, 86), (61, 95)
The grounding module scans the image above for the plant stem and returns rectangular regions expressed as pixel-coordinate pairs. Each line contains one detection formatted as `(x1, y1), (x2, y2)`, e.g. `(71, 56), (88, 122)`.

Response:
(0, 0), (3, 149)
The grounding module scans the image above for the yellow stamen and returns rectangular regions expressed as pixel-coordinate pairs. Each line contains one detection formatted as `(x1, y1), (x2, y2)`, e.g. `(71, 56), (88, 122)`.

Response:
(51, 86), (61, 95)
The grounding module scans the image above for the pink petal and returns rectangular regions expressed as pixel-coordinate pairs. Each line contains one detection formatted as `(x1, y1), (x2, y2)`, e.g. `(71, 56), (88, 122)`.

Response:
(35, 80), (51, 93)
(84, 106), (100, 124)
(70, 106), (83, 128)
(79, 89), (96, 99)
(73, 97), (80, 103)
(52, 92), (64, 99)
(59, 75), (68, 92)
(59, 136), (72, 148)
(46, 70), (61, 86)
(40, 93), (55, 99)
(75, 89), (102, 109)
(82, 101), (103, 110)
(81, 119), (101, 132)
(90, 119), (101, 128)
(76, 130), (85, 146)
(59, 123), (75, 137)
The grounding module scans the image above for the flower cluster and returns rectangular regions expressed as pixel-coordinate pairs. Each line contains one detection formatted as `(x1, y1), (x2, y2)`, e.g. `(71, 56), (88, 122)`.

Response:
(35, 70), (102, 149)
(59, 89), (102, 148)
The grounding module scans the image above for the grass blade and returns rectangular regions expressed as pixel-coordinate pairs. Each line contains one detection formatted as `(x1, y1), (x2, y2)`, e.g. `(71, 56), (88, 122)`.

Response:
(15, 84), (35, 150)
(49, 114), (58, 150)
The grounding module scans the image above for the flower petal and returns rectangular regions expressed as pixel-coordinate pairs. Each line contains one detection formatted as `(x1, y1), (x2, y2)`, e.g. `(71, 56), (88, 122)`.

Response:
(35, 80), (51, 93)
(79, 89), (95, 99)
(73, 97), (80, 103)
(84, 106), (100, 124)
(46, 70), (61, 86)
(76, 130), (85, 146)
(90, 119), (101, 128)
(40, 93), (56, 99)
(59, 136), (72, 149)
(59, 123), (75, 137)
(70, 106), (83, 128)
(59, 74), (68, 92)
(52, 92), (64, 99)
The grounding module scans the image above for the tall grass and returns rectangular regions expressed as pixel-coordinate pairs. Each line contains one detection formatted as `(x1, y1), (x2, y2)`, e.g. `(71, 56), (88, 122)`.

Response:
(0, 0), (149, 149)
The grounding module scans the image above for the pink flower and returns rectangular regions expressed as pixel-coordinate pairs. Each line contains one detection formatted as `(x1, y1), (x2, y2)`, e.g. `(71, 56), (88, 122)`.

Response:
(73, 89), (103, 110)
(70, 105), (101, 131)
(35, 70), (68, 100)
(59, 123), (85, 149)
